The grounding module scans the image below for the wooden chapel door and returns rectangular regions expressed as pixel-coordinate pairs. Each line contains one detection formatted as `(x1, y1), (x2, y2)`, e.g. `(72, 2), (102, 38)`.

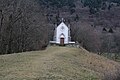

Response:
(60, 38), (64, 46)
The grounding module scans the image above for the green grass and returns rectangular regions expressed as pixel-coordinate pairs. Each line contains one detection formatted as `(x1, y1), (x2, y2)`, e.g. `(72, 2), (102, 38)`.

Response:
(0, 46), (120, 80)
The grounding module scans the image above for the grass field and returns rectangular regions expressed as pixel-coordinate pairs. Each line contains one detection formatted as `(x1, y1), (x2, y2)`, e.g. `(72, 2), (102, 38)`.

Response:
(0, 46), (120, 80)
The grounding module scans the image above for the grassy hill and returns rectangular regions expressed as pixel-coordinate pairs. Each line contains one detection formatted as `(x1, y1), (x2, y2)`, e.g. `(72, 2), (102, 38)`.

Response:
(0, 46), (120, 80)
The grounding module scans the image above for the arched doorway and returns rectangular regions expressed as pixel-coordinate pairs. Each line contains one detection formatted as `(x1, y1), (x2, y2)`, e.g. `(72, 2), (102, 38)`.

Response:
(60, 38), (64, 46)
(60, 34), (65, 46)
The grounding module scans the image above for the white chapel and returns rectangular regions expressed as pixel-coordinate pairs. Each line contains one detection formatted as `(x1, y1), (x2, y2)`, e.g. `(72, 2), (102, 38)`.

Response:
(50, 18), (75, 46)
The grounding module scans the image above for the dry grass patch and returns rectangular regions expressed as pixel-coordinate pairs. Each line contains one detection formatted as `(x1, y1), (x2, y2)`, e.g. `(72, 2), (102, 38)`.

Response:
(0, 46), (120, 80)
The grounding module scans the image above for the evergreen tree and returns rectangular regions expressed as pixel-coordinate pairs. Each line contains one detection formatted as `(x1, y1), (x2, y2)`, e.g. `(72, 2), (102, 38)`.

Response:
(40, 0), (75, 8)
(109, 28), (114, 33)
(82, 0), (102, 14)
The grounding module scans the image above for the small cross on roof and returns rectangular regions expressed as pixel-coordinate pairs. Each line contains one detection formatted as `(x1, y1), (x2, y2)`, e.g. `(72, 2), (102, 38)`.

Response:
(62, 18), (64, 22)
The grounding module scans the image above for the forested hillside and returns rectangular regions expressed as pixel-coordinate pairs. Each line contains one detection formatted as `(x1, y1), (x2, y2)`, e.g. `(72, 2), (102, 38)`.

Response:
(0, 0), (49, 54)
(0, 0), (120, 55)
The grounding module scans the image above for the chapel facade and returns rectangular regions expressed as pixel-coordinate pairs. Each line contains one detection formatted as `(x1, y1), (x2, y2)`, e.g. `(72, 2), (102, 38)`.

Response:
(50, 19), (75, 46)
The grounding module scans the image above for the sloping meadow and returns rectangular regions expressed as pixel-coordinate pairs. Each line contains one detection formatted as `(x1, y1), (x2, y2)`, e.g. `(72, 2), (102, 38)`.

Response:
(0, 46), (120, 80)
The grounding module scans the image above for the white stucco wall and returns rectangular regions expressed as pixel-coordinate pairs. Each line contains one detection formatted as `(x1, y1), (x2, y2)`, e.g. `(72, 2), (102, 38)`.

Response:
(56, 22), (69, 44)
